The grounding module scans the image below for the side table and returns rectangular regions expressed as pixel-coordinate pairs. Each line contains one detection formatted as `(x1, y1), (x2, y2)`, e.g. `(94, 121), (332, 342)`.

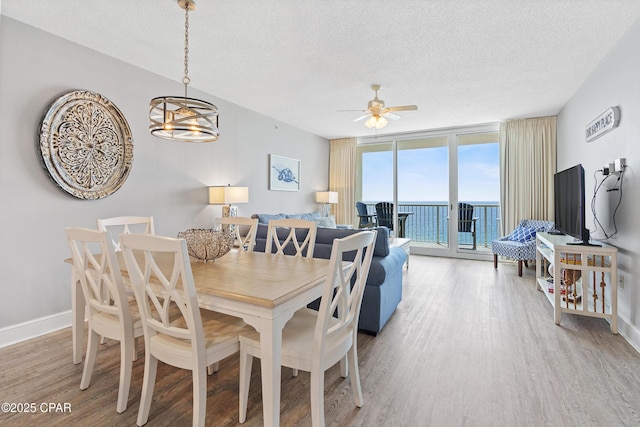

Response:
(389, 237), (411, 269)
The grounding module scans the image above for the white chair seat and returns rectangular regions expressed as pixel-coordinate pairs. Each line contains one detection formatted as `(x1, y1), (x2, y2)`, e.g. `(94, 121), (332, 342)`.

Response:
(240, 309), (347, 371)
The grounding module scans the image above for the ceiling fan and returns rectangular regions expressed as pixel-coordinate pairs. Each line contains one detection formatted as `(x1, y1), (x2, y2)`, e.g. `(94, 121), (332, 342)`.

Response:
(348, 84), (418, 129)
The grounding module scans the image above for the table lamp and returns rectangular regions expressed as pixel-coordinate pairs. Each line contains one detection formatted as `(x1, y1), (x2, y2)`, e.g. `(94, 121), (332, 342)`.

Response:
(209, 185), (249, 217)
(315, 191), (338, 217)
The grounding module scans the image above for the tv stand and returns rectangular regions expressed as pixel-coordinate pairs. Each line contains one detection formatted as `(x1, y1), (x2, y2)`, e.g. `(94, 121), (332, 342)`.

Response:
(535, 232), (618, 334)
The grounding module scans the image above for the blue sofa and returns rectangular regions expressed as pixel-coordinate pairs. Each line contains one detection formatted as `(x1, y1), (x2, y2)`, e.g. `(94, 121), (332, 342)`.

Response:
(252, 223), (406, 335)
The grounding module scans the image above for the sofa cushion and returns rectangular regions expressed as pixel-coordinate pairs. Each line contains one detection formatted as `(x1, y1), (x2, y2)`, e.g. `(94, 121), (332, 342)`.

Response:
(256, 213), (286, 224)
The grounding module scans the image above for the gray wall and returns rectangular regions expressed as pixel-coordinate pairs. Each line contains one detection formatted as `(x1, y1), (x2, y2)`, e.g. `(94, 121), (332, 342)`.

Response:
(557, 17), (640, 349)
(0, 18), (329, 338)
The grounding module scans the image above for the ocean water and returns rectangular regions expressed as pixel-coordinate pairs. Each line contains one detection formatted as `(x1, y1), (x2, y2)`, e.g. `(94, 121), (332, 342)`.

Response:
(363, 201), (500, 247)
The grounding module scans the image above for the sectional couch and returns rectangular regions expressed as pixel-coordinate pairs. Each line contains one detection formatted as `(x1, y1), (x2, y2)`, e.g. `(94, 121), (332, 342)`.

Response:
(251, 217), (406, 335)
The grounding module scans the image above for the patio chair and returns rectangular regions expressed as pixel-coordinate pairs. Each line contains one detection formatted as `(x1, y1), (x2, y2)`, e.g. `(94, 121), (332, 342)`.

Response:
(458, 203), (478, 250)
(375, 202), (394, 230)
(491, 219), (555, 276)
(356, 202), (377, 228)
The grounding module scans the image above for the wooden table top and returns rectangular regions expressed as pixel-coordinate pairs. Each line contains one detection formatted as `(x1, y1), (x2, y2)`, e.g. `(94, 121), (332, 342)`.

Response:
(68, 250), (334, 309)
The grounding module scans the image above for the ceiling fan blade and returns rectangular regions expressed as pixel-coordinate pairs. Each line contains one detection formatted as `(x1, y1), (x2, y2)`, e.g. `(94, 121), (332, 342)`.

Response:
(382, 112), (402, 120)
(353, 114), (371, 122)
(387, 105), (418, 112)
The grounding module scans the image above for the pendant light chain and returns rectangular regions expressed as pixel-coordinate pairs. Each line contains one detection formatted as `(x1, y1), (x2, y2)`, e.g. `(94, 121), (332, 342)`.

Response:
(183, 4), (191, 98)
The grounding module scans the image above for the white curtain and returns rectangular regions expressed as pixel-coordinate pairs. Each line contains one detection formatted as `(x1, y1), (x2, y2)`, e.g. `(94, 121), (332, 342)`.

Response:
(329, 138), (357, 226)
(499, 116), (556, 235)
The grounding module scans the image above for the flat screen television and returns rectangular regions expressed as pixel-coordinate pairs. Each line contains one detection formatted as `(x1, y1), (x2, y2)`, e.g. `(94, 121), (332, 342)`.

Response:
(553, 164), (598, 246)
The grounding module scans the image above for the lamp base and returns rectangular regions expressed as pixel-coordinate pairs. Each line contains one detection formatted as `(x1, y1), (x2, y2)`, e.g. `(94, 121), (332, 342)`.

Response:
(223, 205), (238, 217)
(321, 203), (332, 217)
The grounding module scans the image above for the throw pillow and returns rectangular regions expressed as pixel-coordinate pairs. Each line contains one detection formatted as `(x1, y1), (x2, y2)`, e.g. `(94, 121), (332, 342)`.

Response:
(314, 216), (337, 229)
(257, 213), (286, 224)
(287, 211), (322, 221)
(508, 226), (537, 243)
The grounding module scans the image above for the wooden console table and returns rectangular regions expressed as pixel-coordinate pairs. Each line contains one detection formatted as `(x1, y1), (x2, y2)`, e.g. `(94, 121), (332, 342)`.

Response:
(535, 232), (618, 334)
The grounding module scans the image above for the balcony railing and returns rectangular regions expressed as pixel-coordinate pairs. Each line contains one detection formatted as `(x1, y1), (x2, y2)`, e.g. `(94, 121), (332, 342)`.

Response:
(362, 202), (501, 248)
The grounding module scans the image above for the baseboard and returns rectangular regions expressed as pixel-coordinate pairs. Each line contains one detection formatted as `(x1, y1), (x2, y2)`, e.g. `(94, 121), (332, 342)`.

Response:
(617, 316), (640, 354)
(0, 311), (72, 349)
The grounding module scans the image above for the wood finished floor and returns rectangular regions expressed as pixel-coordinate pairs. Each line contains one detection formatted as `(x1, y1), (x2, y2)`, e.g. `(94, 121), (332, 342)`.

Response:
(2, 256), (640, 426)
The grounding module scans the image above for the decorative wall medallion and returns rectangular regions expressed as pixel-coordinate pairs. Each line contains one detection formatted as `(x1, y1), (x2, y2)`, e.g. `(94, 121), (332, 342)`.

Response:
(39, 90), (133, 199)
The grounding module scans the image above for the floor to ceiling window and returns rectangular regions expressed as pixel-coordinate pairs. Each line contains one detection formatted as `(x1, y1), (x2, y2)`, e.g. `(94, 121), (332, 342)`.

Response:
(356, 124), (500, 260)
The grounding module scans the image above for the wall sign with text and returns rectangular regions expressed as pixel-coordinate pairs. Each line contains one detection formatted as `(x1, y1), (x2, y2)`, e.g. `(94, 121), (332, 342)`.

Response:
(585, 106), (620, 143)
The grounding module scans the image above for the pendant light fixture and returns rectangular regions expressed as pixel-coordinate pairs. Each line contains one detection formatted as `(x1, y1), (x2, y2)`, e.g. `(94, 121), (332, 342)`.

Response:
(149, 0), (219, 142)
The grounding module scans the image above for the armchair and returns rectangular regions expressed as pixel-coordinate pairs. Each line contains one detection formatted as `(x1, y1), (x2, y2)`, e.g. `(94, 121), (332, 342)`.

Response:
(491, 219), (555, 276)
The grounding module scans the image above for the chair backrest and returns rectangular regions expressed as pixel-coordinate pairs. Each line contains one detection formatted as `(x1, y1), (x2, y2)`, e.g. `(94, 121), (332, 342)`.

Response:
(266, 219), (317, 258)
(355, 202), (368, 216)
(66, 227), (132, 331)
(520, 219), (556, 232)
(375, 202), (394, 229)
(97, 216), (155, 251)
(314, 231), (376, 356)
(458, 203), (474, 232)
(120, 233), (205, 360)
(217, 216), (259, 252)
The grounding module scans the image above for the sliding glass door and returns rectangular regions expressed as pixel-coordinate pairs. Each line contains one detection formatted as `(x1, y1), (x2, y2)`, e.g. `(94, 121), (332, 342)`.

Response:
(357, 124), (500, 260)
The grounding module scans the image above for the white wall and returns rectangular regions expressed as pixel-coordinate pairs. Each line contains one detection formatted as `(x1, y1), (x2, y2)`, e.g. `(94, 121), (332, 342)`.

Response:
(557, 16), (640, 349)
(0, 18), (329, 341)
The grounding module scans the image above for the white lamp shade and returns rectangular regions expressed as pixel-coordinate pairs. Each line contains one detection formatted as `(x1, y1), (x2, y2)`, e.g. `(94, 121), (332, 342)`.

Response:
(208, 186), (249, 204)
(316, 191), (338, 204)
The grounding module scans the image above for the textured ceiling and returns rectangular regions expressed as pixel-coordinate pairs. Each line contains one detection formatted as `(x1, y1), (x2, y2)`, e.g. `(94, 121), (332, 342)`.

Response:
(3, 0), (640, 139)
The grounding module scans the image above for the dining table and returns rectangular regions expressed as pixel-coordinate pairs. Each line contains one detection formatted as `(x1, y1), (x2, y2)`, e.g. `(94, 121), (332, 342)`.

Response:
(68, 249), (340, 427)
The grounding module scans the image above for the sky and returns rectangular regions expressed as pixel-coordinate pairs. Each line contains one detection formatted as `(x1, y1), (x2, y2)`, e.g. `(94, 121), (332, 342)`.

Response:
(362, 142), (500, 203)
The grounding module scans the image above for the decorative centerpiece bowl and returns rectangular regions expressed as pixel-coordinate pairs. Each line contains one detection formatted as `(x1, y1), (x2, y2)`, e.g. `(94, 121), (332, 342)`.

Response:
(177, 229), (234, 263)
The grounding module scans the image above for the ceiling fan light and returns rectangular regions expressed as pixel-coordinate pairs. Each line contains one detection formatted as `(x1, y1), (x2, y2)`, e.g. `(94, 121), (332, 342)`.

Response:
(365, 115), (387, 129)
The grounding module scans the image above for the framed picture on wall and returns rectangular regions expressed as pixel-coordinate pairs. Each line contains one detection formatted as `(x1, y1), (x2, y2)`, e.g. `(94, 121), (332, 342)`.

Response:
(269, 154), (300, 191)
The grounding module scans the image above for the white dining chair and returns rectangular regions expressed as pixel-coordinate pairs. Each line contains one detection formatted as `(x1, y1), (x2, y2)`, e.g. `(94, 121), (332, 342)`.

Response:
(266, 218), (317, 258)
(217, 216), (259, 252)
(239, 230), (376, 426)
(97, 216), (155, 252)
(65, 227), (144, 414)
(120, 233), (252, 427)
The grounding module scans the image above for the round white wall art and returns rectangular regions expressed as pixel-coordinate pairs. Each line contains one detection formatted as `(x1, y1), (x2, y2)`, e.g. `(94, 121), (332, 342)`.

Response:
(39, 90), (133, 200)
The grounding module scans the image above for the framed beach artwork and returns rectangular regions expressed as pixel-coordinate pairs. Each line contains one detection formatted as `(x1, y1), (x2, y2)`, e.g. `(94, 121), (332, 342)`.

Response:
(269, 154), (300, 191)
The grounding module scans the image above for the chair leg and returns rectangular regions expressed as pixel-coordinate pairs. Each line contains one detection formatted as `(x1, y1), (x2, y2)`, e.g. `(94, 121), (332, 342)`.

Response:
(340, 354), (348, 378)
(347, 342), (363, 407)
(524, 260), (529, 268)
(493, 254), (498, 269)
(116, 337), (133, 413)
(310, 365), (325, 427)
(207, 362), (220, 375)
(137, 352), (158, 426)
(192, 365), (207, 427)
(518, 260), (523, 277)
(80, 329), (99, 390)
(239, 342), (253, 424)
